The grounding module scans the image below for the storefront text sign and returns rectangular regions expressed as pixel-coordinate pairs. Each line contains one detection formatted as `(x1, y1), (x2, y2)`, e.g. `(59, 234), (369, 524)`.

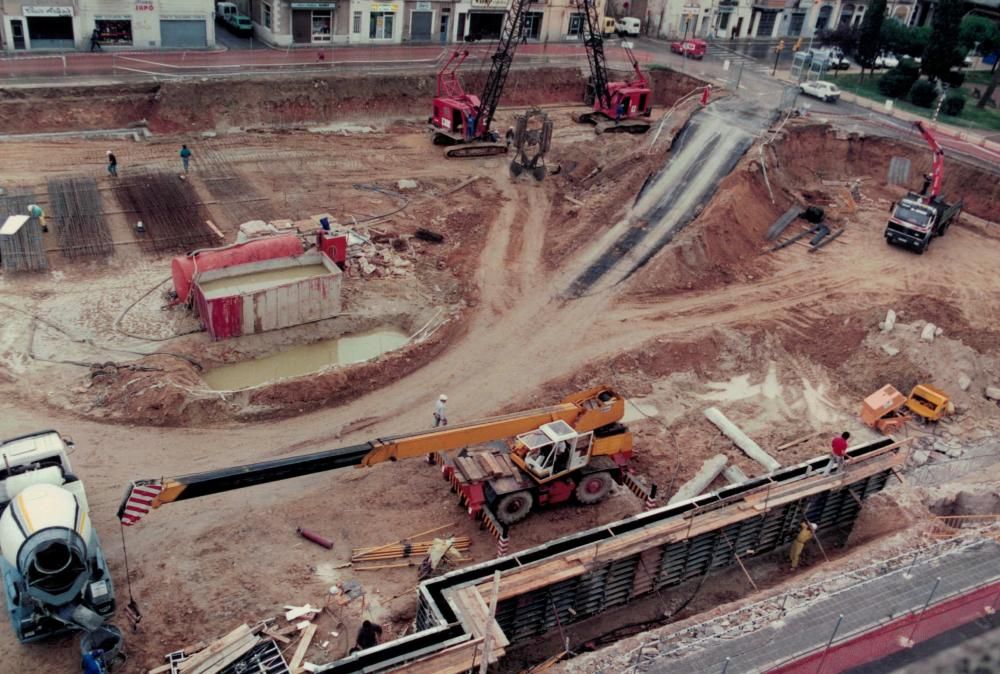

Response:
(23, 5), (74, 16)
(135, 1), (155, 11)
(371, 2), (399, 11)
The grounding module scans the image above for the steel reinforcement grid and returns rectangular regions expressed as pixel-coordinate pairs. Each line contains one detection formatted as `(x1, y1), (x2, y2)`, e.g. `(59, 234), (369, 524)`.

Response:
(319, 438), (900, 673)
(47, 177), (114, 259)
(0, 191), (48, 272)
(111, 170), (217, 253)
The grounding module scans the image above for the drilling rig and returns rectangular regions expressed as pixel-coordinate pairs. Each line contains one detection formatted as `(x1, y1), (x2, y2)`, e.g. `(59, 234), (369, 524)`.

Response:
(429, 0), (533, 157)
(573, 0), (653, 134)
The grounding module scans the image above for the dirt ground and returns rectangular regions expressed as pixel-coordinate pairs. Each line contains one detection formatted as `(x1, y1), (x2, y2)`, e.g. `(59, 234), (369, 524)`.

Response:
(0, 72), (999, 673)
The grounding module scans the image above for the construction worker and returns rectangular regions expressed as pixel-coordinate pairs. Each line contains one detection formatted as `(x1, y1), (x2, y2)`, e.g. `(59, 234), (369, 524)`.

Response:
(615, 100), (625, 124)
(350, 620), (382, 653)
(434, 394), (448, 428)
(106, 151), (118, 178)
(90, 28), (102, 52)
(829, 431), (850, 473)
(180, 144), (192, 173)
(466, 113), (476, 140)
(789, 521), (817, 569)
(27, 204), (46, 233)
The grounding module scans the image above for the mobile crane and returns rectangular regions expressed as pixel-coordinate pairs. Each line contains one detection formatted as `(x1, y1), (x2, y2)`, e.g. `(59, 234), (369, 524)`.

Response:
(884, 121), (963, 254)
(429, 0), (532, 158)
(573, 0), (653, 134)
(119, 387), (644, 532)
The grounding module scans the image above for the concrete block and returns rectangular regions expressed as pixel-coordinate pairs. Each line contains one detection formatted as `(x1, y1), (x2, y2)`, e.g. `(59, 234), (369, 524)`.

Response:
(703, 407), (781, 472)
(723, 464), (749, 484)
(881, 344), (900, 356)
(669, 454), (728, 504)
(880, 309), (896, 332)
(946, 447), (964, 459)
(397, 179), (418, 190)
(911, 450), (929, 467)
(935, 327), (943, 337)
(958, 374), (971, 391)
(985, 386), (1000, 401)
(921, 323), (937, 342)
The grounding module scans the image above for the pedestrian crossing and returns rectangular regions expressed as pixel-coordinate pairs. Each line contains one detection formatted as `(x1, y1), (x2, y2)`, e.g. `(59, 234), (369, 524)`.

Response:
(707, 44), (775, 74)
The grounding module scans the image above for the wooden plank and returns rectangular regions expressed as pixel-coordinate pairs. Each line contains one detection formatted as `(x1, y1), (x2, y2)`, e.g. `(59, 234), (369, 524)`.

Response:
(480, 571), (502, 674)
(205, 220), (225, 240)
(385, 638), (485, 674)
(263, 629), (292, 644)
(777, 431), (821, 451)
(196, 637), (260, 674)
(178, 625), (253, 672)
(289, 623), (317, 673)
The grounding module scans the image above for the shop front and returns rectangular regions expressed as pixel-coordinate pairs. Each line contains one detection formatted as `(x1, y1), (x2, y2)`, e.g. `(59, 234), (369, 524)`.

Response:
(290, 2), (336, 43)
(466, 0), (504, 40)
(23, 5), (75, 49)
(93, 16), (133, 45)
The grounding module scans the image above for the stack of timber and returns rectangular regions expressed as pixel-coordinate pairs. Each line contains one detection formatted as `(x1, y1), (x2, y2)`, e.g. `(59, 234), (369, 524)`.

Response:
(352, 536), (471, 563)
(151, 624), (262, 674)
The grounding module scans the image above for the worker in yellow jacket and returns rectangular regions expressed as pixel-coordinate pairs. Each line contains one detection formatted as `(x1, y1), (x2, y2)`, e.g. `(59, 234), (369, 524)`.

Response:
(790, 521), (817, 570)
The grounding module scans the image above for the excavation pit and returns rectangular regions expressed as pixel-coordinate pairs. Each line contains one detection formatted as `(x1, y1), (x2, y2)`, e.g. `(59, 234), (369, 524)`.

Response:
(201, 325), (410, 391)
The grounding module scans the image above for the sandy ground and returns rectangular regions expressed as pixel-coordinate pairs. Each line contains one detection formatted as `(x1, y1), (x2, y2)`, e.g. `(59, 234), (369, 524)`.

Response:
(0, 96), (999, 673)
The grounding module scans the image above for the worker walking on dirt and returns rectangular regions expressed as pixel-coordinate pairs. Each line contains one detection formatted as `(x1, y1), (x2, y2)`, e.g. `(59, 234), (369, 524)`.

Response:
(180, 144), (192, 173)
(829, 431), (850, 474)
(789, 521), (817, 569)
(106, 151), (118, 178)
(434, 394), (448, 428)
(27, 204), (46, 233)
(350, 620), (382, 653)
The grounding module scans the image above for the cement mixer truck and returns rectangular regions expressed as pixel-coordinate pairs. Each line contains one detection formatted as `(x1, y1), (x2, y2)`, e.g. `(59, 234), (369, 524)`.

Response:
(0, 430), (116, 643)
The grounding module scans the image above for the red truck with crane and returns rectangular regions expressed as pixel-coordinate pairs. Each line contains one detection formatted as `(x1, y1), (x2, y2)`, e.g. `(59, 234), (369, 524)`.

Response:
(574, 0), (653, 134)
(884, 121), (963, 254)
(429, 0), (533, 158)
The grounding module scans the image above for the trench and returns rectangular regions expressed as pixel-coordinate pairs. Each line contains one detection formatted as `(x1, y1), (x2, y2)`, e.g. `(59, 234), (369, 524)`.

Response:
(201, 326), (409, 391)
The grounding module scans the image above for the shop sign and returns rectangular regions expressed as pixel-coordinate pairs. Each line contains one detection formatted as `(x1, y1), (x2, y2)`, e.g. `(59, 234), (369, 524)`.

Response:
(471, 0), (501, 7)
(162, 14), (204, 19)
(96, 15), (131, 20)
(291, 2), (336, 8)
(135, 1), (155, 11)
(415, 1), (432, 9)
(22, 5), (74, 16)
(371, 2), (398, 10)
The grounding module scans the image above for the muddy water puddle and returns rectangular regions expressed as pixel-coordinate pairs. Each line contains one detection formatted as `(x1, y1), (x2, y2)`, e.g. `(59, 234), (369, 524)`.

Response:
(203, 327), (409, 390)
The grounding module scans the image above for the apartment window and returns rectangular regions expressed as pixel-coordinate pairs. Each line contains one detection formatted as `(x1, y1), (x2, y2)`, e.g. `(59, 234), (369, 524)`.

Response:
(568, 13), (584, 36)
(263, 2), (273, 29)
(353, 10), (362, 33)
(370, 12), (395, 39)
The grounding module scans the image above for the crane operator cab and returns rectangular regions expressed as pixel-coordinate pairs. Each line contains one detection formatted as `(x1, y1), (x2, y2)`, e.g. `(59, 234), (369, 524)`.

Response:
(516, 421), (594, 481)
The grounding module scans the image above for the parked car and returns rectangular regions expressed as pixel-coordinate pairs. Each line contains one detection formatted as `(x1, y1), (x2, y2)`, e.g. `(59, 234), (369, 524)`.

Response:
(215, 1), (238, 23)
(800, 80), (841, 102)
(875, 52), (899, 69)
(615, 17), (641, 36)
(224, 13), (253, 36)
(670, 38), (707, 59)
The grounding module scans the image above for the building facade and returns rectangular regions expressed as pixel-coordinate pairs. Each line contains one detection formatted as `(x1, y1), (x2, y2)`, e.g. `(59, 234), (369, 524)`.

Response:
(1, 0), (216, 51)
(642, 0), (752, 38)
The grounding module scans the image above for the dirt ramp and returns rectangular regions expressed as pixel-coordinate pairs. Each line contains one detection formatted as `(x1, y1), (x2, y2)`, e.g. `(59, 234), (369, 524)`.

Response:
(0, 82), (158, 134)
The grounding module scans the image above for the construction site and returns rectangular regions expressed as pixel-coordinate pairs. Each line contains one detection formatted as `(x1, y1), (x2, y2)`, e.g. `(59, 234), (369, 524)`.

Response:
(1, 7), (1000, 673)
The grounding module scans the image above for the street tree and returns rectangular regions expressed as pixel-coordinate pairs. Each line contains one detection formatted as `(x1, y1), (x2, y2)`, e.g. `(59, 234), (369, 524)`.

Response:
(856, 0), (887, 80)
(921, 0), (965, 81)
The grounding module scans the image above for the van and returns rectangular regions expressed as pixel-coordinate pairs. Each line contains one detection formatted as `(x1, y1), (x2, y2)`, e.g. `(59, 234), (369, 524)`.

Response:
(615, 17), (641, 37)
(602, 17), (616, 36)
(215, 2), (238, 23)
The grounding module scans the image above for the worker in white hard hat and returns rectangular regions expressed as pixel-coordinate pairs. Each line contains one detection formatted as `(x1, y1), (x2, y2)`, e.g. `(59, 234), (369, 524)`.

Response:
(27, 204), (46, 233)
(434, 394), (448, 428)
(426, 394), (449, 465)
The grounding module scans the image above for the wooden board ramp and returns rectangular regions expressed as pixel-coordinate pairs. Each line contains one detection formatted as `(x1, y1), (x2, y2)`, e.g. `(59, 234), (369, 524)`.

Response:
(320, 439), (910, 674)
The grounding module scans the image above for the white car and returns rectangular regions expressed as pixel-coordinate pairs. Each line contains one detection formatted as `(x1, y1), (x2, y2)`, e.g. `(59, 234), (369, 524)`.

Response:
(800, 80), (841, 103)
(614, 17), (641, 36)
(875, 52), (899, 68)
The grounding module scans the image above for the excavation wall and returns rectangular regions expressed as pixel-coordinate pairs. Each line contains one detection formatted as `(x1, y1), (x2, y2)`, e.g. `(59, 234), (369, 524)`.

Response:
(0, 67), (704, 134)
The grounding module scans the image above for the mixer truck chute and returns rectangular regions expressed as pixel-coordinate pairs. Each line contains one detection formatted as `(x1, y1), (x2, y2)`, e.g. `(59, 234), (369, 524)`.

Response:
(0, 430), (116, 643)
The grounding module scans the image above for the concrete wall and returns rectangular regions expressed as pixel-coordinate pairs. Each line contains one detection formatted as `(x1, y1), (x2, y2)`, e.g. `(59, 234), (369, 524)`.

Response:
(1, 0), (215, 51)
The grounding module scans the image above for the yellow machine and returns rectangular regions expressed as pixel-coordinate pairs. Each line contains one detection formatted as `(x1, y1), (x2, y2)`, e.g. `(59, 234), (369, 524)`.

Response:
(120, 386), (637, 528)
(906, 384), (951, 422)
(862, 383), (951, 434)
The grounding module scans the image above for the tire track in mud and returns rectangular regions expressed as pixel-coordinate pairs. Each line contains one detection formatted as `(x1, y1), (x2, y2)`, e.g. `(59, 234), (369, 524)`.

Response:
(563, 100), (777, 298)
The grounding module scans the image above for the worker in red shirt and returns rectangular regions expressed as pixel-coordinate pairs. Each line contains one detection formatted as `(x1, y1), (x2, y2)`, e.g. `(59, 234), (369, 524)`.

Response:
(829, 431), (850, 473)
